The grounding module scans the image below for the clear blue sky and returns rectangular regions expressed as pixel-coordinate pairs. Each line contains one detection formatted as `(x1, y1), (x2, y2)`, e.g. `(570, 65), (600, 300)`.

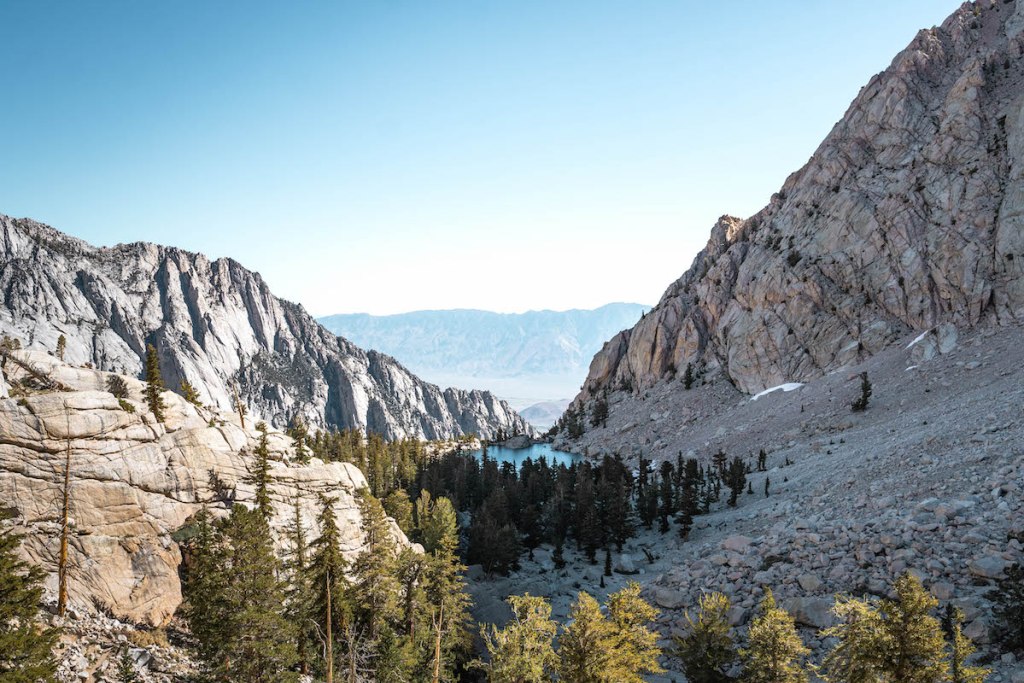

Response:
(0, 1), (959, 316)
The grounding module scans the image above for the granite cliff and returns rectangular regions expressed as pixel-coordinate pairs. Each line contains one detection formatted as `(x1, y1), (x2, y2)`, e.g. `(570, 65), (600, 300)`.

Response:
(573, 0), (1024, 412)
(0, 215), (531, 440)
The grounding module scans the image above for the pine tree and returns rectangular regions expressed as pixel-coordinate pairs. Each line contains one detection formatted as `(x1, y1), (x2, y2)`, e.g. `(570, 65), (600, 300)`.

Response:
(683, 362), (696, 390)
(658, 461), (674, 534)
(604, 548), (613, 577)
(422, 496), (472, 683)
(478, 594), (558, 683)
(591, 395), (609, 428)
(304, 495), (351, 679)
(179, 379), (201, 406)
(115, 648), (139, 683)
(552, 538), (566, 570)
(55, 334), (66, 361)
(712, 450), (727, 477)
(0, 528), (59, 682)
(384, 489), (414, 536)
(946, 606), (989, 683)
(559, 592), (613, 683)
(143, 343), (166, 422)
(288, 415), (310, 463)
(353, 489), (400, 640)
(740, 589), (809, 683)
(851, 371), (872, 412)
(246, 422), (274, 520)
(674, 592), (736, 683)
(184, 504), (298, 682)
(421, 492), (457, 555)
(989, 562), (1024, 653)
(726, 456), (747, 507)
(822, 573), (947, 683)
(286, 497), (312, 675)
(604, 582), (664, 683)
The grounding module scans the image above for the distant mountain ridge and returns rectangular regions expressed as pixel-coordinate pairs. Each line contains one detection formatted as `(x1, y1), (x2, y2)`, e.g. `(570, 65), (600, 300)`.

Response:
(318, 304), (650, 403)
(0, 214), (531, 440)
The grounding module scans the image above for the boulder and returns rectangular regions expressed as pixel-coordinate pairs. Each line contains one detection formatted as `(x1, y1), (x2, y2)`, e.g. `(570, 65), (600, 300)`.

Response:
(654, 587), (686, 610)
(968, 555), (1008, 579)
(781, 597), (835, 629)
(722, 535), (752, 553)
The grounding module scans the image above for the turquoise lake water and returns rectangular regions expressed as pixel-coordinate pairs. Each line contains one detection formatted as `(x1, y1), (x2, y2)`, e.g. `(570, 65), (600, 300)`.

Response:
(468, 443), (581, 468)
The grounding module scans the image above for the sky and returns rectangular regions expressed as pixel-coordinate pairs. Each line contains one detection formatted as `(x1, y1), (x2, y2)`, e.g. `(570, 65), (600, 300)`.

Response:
(0, 1), (960, 316)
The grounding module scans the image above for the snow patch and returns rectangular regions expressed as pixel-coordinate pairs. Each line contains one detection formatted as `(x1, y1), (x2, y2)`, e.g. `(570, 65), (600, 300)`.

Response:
(750, 383), (804, 401)
(906, 329), (933, 350)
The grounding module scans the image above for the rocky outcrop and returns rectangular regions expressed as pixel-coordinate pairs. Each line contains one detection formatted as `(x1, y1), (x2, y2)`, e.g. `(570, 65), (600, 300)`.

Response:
(576, 0), (1024, 406)
(0, 216), (531, 440)
(0, 350), (408, 627)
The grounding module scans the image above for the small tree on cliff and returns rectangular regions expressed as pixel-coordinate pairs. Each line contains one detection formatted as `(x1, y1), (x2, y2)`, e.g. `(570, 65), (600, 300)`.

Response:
(55, 334), (66, 361)
(179, 379), (202, 407)
(143, 343), (166, 423)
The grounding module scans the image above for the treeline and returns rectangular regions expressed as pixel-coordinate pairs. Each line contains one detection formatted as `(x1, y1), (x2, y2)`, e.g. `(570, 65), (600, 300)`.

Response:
(416, 449), (759, 576)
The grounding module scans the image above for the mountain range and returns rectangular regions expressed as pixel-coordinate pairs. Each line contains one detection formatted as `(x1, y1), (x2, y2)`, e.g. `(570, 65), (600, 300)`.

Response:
(0, 215), (530, 440)
(318, 304), (649, 410)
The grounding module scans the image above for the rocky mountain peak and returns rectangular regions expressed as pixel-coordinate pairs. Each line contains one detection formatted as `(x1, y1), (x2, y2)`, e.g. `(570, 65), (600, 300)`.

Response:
(576, 0), (1024, 404)
(0, 214), (532, 440)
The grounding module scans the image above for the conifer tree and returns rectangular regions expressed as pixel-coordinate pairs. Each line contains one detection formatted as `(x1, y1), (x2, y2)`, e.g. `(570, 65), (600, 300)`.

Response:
(604, 548), (613, 577)
(478, 594), (558, 683)
(659, 461), (674, 533)
(821, 573), (947, 683)
(184, 504), (298, 682)
(143, 343), (166, 422)
(591, 394), (609, 428)
(246, 422), (274, 520)
(305, 495), (351, 679)
(422, 496), (472, 683)
(115, 648), (139, 683)
(384, 489), (414, 536)
(946, 606), (988, 683)
(179, 379), (201, 407)
(604, 582), (664, 683)
(740, 589), (809, 683)
(55, 334), (66, 361)
(559, 592), (613, 683)
(674, 592), (737, 683)
(286, 497), (312, 675)
(0, 527), (59, 682)
(353, 489), (400, 640)
(726, 456), (747, 507)
(288, 416), (310, 463)
(683, 362), (696, 389)
(712, 450), (727, 477)
(851, 372), (872, 412)
(989, 563), (1024, 653)
(421, 492), (457, 555)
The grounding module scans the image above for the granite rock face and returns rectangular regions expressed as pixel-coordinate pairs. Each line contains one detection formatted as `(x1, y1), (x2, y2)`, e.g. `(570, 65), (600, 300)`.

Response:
(0, 215), (531, 440)
(0, 349), (410, 627)
(577, 0), (1024, 405)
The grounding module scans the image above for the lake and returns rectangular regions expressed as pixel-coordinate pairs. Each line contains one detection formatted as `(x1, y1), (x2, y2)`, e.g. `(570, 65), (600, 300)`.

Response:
(468, 443), (581, 468)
